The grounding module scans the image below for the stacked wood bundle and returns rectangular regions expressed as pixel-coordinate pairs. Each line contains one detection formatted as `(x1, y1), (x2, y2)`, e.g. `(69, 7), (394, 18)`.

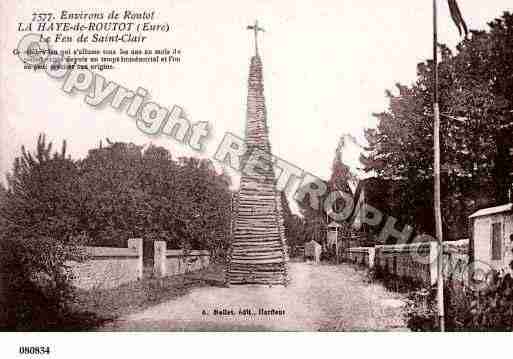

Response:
(226, 55), (289, 286)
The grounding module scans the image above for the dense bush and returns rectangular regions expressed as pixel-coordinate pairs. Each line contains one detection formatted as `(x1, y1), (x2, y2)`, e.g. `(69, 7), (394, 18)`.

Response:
(404, 241), (513, 331)
(0, 235), (89, 330)
(2, 135), (234, 250)
(368, 264), (423, 293)
(404, 273), (513, 331)
(0, 134), (238, 329)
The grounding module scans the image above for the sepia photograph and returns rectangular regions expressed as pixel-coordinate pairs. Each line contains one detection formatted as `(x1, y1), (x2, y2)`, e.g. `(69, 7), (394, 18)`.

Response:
(1, 1), (513, 356)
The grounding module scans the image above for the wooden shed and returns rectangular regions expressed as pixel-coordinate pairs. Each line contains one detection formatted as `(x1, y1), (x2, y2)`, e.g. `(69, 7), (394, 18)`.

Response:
(469, 203), (513, 271)
(304, 240), (322, 263)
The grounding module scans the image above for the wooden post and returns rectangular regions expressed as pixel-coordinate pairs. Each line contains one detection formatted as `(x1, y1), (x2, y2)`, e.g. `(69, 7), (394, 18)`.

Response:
(433, 0), (445, 332)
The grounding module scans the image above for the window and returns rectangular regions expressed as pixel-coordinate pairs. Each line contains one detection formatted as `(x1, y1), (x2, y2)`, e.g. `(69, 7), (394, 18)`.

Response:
(492, 222), (502, 261)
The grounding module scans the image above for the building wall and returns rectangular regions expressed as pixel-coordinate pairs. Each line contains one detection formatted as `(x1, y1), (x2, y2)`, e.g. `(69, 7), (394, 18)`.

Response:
(506, 215), (513, 268)
(68, 238), (143, 290)
(473, 214), (513, 271)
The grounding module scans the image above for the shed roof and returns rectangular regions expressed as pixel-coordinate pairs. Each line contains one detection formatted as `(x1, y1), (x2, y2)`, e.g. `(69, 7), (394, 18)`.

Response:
(469, 203), (513, 219)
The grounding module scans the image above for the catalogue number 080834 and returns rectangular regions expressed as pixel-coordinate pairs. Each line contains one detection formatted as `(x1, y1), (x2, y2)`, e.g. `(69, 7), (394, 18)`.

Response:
(19, 346), (51, 355)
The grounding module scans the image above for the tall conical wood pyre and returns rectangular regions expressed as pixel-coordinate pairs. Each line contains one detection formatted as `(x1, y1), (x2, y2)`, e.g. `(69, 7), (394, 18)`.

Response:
(226, 52), (289, 286)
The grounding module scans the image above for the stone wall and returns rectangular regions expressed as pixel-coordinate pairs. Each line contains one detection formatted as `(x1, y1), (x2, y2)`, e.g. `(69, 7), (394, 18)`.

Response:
(350, 240), (470, 286)
(442, 239), (470, 282)
(347, 247), (375, 268)
(68, 238), (143, 290)
(154, 241), (210, 278)
(374, 242), (438, 285)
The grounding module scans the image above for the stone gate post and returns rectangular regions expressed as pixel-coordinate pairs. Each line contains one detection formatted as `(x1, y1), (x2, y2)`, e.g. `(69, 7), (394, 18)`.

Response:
(128, 238), (143, 280)
(154, 241), (167, 278)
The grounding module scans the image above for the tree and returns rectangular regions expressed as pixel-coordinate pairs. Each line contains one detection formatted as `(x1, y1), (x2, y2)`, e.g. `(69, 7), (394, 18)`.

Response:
(363, 12), (513, 239)
(171, 157), (231, 252)
(78, 141), (149, 246)
(280, 192), (305, 250)
(77, 142), (233, 251)
(295, 136), (367, 251)
(0, 134), (234, 329)
(2, 134), (82, 242)
(0, 134), (86, 330)
(295, 177), (329, 249)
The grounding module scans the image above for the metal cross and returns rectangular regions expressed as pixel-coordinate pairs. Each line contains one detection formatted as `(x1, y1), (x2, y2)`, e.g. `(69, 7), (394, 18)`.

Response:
(247, 20), (265, 56)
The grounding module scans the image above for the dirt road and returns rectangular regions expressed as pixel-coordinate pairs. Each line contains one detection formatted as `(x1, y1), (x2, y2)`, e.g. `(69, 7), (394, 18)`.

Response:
(102, 262), (408, 331)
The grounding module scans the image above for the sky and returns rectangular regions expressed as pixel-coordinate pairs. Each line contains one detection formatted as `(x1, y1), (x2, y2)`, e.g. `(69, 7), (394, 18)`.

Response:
(2, 0), (513, 189)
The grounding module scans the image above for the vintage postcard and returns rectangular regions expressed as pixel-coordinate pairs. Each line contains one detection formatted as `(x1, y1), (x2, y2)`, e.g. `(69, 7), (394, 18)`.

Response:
(1, 0), (513, 351)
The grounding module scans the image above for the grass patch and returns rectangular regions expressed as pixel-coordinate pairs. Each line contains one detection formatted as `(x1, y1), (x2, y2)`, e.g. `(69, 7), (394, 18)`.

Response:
(66, 264), (226, 330)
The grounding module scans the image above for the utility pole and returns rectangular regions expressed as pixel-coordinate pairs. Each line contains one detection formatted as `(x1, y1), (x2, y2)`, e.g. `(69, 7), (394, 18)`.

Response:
(433, 0), (445, 332)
